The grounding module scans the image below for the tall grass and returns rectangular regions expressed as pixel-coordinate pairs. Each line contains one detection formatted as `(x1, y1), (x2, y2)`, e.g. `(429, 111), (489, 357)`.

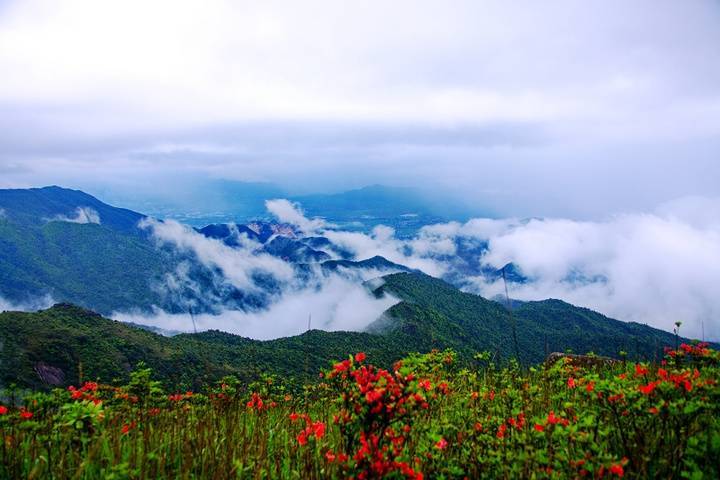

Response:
(1, 344), (718, 479)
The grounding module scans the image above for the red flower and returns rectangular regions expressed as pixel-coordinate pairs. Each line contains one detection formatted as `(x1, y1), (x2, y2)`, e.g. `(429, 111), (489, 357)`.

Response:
(0, 406), (7, 415)
(312, 421), (326, 439)
(355, 352), (366, 362)
(567, 377), (576, 388)
(639, 381), (660, 395)
(648, 407), (659, 415)
(496, 424), (507, 438)
(296, 431), (308, 446)
(610, 463), (624, 477)
(434, 437), (448, 450)
(547, 411), (560, 425)
(586, 381), (595, 393)
(534, 423), (544, 432)
(289, 412), (299, 422)
(19, 409), (33, 420)
(634, 364), (648, 377)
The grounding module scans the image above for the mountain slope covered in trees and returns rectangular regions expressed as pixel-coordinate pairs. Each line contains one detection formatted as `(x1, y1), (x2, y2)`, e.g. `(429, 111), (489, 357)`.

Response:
(1, 273), (703, 390)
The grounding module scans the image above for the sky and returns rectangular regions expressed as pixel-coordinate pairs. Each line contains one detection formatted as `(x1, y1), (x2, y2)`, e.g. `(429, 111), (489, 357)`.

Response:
(1, 1), (719, 340)
(0, 0), (719, 218)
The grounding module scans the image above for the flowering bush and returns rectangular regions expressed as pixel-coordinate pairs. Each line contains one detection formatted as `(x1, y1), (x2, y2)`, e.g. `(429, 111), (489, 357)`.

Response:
(0, 344), (717, 479)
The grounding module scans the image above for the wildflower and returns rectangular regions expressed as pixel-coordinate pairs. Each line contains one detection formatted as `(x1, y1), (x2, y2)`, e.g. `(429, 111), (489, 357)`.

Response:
(0, 406), (7, 415)
(639, 381), (660, 395)
(534, 423), (544, 432)
(312, 421), (326, 439)
(355, 352), (366, 362)
(296, 431), (308, 446)
(547, 411), (560, 425)
(289, 412), (299, 422)
(435, 437), (448, 450)
(586, 381), (595, 393)
(325, 450), (336, 462)
(648, 407), (659, 415)
(567, 377), (576, 388)
(418, 379), (432, 391)
(496, 424), (507, 439)
(634, 364), (648, 376)
(19, 409), (33, 420)
(610, 463), (624, 477)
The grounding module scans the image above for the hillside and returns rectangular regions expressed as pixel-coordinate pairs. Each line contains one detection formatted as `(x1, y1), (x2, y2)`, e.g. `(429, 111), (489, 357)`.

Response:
(374, 273), (692, 363)
(0, 187), (176, 312)
(1, 273), (704, 391)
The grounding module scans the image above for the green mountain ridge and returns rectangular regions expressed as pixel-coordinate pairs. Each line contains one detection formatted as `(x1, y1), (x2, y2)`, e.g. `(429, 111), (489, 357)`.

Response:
(1, 272), (704, 391)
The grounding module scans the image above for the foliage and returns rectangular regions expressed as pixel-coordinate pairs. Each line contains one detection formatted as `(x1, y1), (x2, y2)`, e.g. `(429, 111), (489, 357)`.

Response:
(0, 344), (718, 479)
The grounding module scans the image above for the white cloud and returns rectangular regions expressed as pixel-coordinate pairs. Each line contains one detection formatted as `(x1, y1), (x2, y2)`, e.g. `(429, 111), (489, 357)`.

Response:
(436, 201), (720, 340)
(265, 199), (326, 234)
(0, 294), (54, 312)
(139, 217), (294, 291)
(51, 206), (100, 224)
(118, 196), (720, 341)
(115, 274), (399, 340)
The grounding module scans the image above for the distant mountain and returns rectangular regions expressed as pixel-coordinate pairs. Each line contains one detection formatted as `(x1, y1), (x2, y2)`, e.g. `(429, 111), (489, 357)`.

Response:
(290, 185), (470, 236)
(93, 181), (480, 232)
(321, 256), (411, 273)
(0, 185), (144, 233)
(1, 273), (705, 390)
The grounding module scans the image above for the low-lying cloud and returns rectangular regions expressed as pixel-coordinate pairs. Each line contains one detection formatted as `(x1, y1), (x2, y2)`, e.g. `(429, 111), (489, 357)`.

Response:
(116, 275), (399, 340)
(51, 206), (101, 224)
(265, 199), (327, 234)
(140, 217), (294, 292)
(0, 294), (54, 312)
(420, 198), (720, 340)
(121, 196), (720, 342)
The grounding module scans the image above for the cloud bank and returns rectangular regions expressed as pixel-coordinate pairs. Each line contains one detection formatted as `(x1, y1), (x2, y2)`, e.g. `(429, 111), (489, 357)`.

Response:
(414, 198), (720, 341)
(124, 195), (720, 341)
(116, 275), (399, 340)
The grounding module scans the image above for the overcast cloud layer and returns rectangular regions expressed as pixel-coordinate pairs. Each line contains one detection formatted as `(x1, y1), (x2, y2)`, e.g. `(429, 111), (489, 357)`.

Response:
(1, 0), (719, 217)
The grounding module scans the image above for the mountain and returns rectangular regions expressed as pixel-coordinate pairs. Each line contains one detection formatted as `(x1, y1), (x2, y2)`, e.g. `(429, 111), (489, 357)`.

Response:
(0, 186), (271, 314)
(321, 256), (411, 273)
(290, 185), (456, 236)
(0, 187), (175, 312)
(0, 185), (145, 233)
(373, 273), (693, 363)
(0, 303), (399, 390)
(1, 273), (704, 390)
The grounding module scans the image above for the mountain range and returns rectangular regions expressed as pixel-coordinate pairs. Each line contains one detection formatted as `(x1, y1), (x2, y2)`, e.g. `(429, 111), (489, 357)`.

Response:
(1, 271), (701, 391)
(0, 185), (708, 391)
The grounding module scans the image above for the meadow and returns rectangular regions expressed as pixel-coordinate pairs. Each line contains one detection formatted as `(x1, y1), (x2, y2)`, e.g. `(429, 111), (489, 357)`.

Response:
(1, 343), (718, 479)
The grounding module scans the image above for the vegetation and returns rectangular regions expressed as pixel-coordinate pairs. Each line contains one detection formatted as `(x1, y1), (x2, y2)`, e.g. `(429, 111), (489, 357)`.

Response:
(2, 272), (708, 391)
(1, 344), (717, 479)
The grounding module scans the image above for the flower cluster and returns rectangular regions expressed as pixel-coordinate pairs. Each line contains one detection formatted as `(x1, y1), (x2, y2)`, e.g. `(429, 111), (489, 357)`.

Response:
(289, 413), (326, 445)
(67, 381), (101, 404)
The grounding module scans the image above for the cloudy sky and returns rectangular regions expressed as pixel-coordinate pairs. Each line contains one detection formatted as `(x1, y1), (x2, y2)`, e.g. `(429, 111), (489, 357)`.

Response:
(1, 0), (719, 218)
